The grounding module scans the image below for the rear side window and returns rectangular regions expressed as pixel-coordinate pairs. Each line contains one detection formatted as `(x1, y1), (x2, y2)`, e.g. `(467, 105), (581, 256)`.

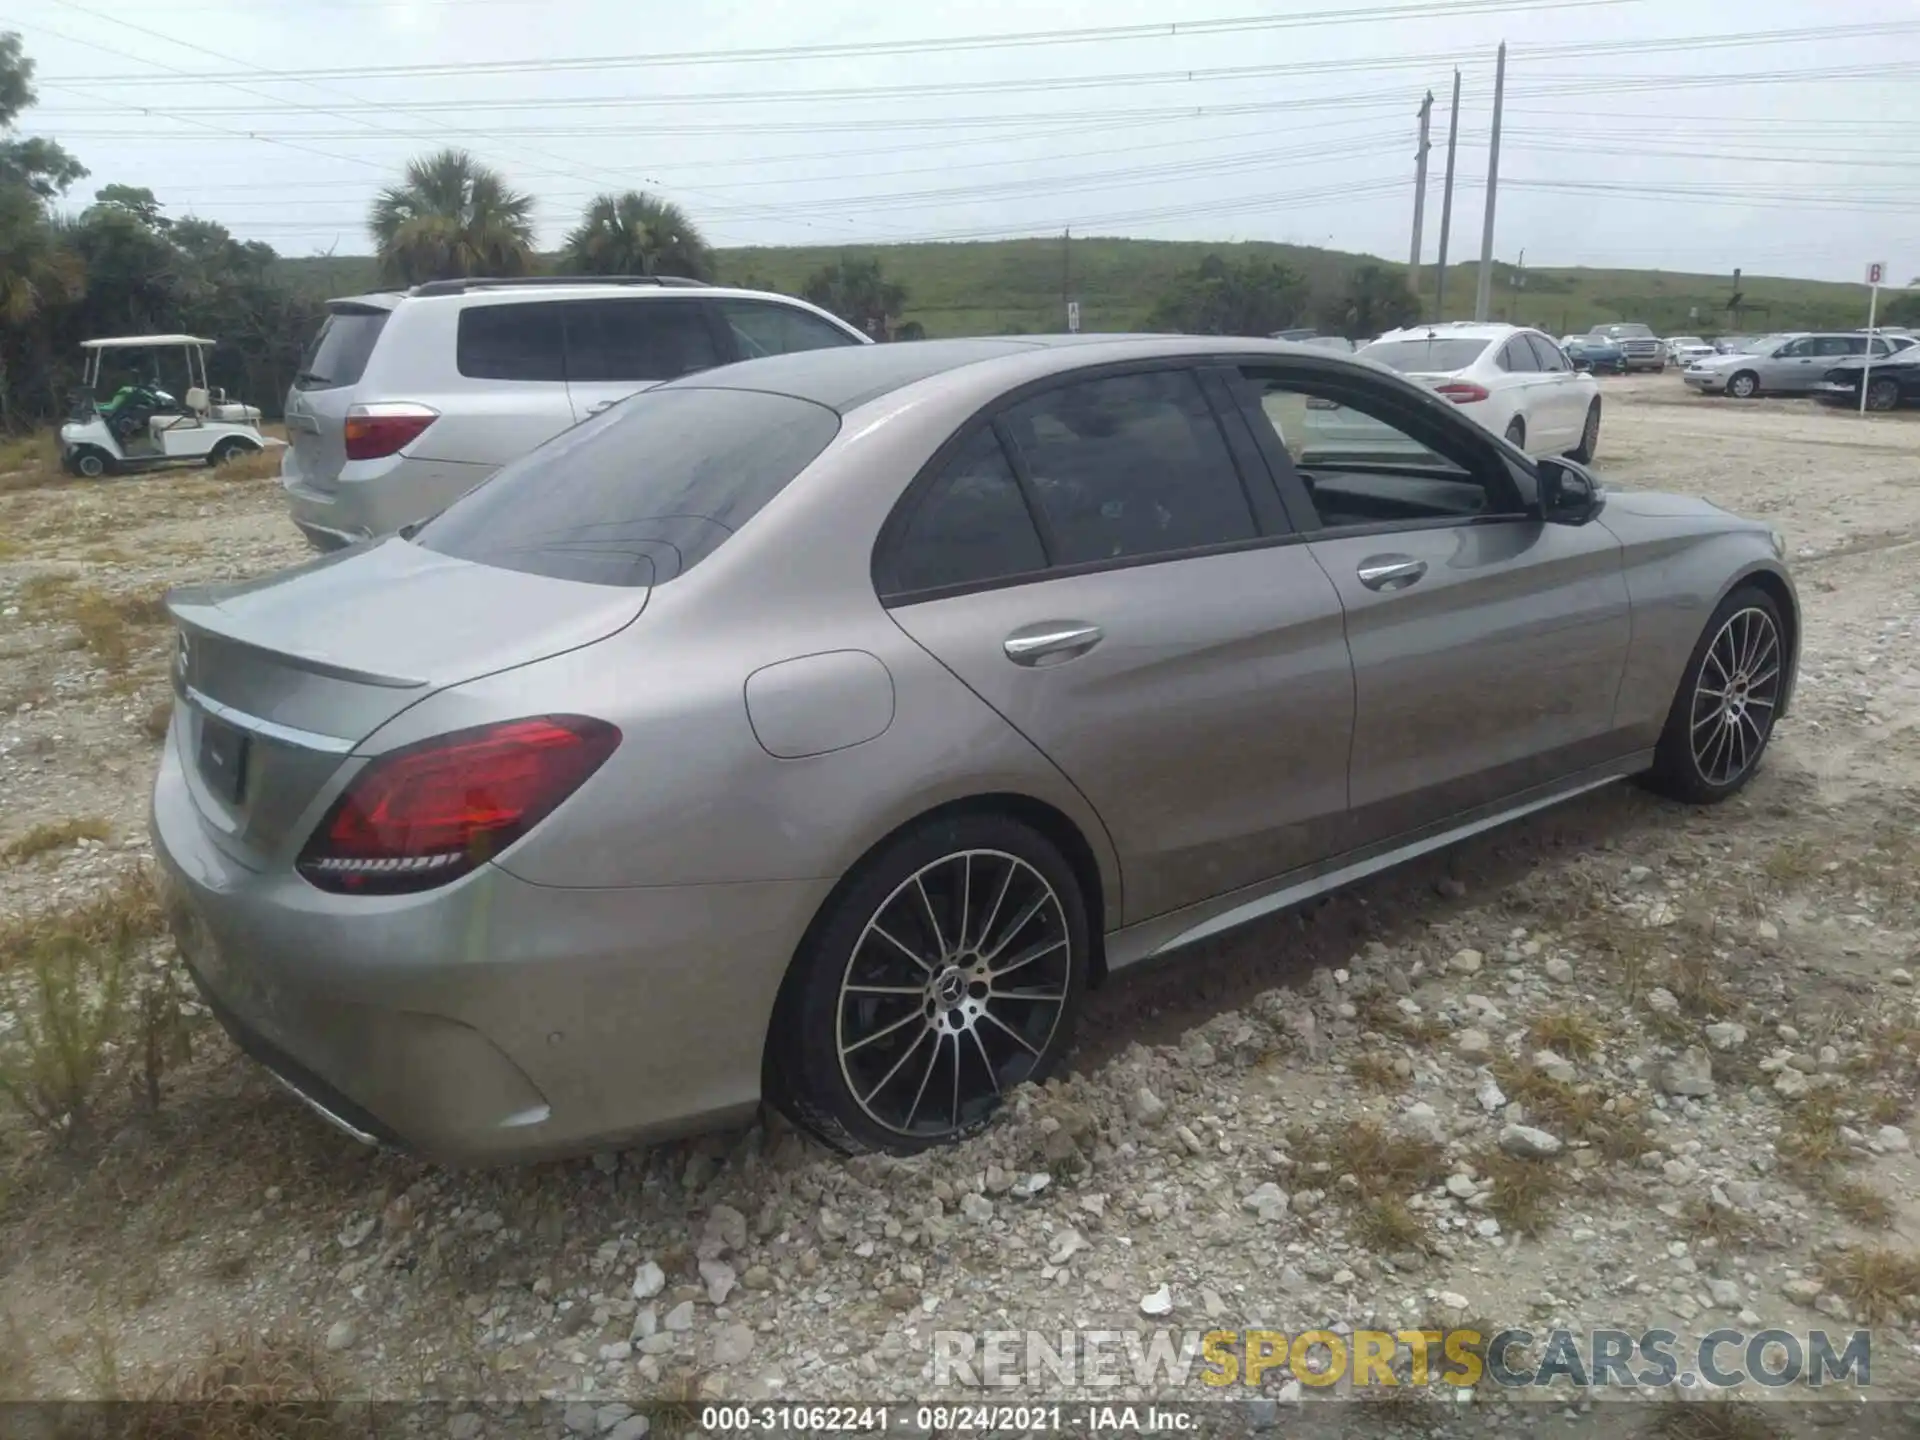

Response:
(998, 369), (1255, 565)
(457, 302), (566, 381)
(1495, 338), (1539, 373)
(295, 307), (389, 391)
(415, 388), (838, 588)
(1525, 334), (1569, 372)
(718, 300), (859, 360)
(564, 299), (719, 382)
(884, 428), (1047, 596)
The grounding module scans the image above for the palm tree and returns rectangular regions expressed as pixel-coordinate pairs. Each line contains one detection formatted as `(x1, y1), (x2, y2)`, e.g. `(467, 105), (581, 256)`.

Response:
(368, 149), (535, 286)
(562, 191), (712, 280)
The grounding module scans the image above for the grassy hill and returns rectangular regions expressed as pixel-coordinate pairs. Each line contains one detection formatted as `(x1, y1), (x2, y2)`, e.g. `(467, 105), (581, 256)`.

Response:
(274, 239), (1882, 339)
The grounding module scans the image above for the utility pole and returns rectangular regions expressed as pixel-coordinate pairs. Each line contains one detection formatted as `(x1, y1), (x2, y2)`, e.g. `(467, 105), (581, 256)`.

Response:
(1473, 42), (1506, 322)
(1061, 227), (1074, 332)
(1409, 90), (1433, 277)
(1434, 69), (1460, 318)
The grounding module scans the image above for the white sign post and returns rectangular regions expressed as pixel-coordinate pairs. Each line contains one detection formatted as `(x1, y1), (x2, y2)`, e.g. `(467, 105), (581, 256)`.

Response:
(1066, 300), (1081, 334)
(1861, 261), (1885, 416)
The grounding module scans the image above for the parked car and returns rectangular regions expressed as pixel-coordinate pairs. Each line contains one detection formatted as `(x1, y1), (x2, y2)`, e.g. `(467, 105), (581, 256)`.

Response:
(1683, 332), (1909, 398)
(154, 334), (1798, 1161)
(1714, 335), (1757, 355)
(280, 277), (870, 550)
(1586, 323), (1666, 372)
(1814, 352), (1920, 411)
(1666, 336), (1715, 368)
(1357, 323), (1602, 460)
(1560, 335), (1627, 375)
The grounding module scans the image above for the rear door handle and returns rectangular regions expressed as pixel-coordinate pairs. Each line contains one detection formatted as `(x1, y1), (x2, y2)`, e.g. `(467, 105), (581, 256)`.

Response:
(1356, 556), (1427, 592)
(1004, 621), (1103, 666)
(587, 400), (618, 415)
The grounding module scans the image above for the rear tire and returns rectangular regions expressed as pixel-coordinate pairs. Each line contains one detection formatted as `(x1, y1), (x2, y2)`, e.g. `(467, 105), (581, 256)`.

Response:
(1504, 416), (1527, 450)
(1567, 400), (1601, 463)
(206, 437), (260, 468)
(1727, 371), (1760, 399)
(1642, 585), (1785, 804)
(71, 446), (111, 479)
(768, 812), (1089, 1155)
(1866, 378), (1901, 412)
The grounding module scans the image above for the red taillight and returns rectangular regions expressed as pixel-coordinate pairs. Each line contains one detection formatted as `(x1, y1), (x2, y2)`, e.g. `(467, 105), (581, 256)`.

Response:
(299, 716), (620, 894)
(343, 403), (438, 460)
(1433, 382), (1491, 404)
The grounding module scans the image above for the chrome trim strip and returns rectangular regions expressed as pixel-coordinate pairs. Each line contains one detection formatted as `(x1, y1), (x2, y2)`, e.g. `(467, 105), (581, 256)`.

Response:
(1141, 766), (1638, 959)
(184, 685), (355, 755)
(270, 1073), (377, 1147)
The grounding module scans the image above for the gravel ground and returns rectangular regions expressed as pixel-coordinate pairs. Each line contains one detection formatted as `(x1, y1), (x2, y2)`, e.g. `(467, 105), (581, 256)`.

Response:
(2, 376), (1918, 1430)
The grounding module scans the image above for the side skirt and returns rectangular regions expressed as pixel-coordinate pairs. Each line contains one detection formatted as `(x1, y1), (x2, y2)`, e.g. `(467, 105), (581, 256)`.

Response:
(1104, 750), (1654, 969)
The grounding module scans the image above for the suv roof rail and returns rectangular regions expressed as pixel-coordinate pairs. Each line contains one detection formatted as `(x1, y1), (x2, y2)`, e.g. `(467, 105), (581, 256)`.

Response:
(405, 275), (710, 298)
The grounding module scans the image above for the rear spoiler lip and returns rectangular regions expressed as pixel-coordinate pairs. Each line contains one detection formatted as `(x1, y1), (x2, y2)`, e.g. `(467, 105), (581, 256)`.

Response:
(164, 589), (427, 691)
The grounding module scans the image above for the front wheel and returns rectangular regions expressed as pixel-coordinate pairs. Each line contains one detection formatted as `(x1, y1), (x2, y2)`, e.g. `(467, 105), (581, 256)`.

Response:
(1866, 378), (1901, 412)
(768, 813), (1089, 1154)
(1727, 371), (1760, 400)
(1643, 585), (1786, 804)
(1567, 400), (1601, 463)
(70, 446), (111, 479)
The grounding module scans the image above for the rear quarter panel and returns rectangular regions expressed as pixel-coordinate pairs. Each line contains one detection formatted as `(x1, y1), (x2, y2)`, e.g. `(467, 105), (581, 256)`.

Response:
(1599, 506), (1797, 745)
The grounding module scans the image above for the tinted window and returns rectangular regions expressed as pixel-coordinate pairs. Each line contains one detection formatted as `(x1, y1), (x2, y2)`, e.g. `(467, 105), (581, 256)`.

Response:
(456, 302), (566, 382)
(1497, 339), (1539, 373)
(1525, 334), (1570, 372)
(1777, 338), (1815, 358)
(1822, 336), (1864, 357)
(1360, 338), (1490, 373)
(886, 429), (1046, 596)
(564, 299), (719, 383)
(999, 370), (1254, 565)
(718, 300), (859, 360)
(295, 307), (389, 390)
(416, 388), (838, 587)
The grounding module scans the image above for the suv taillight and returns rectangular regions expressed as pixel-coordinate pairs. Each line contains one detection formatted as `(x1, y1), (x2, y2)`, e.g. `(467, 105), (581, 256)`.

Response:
(343, 402), (438, 460)
(298, 716), (620, 894)
(1434, 382), (1491, 404)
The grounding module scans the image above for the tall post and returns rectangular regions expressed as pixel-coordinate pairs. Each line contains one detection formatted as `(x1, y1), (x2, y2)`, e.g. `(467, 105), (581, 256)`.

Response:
(1473, 42), (1506, 322)
(1434, 70), (1461, 318)
(1061, 227), (1073, 331)
(1409, 90), (1433, 277)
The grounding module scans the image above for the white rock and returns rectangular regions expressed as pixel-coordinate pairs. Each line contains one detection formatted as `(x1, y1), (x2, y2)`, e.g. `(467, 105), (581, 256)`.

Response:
(1647, 987), (1680, 1016)
(1445, 1173), (1478, 1199)
(1449, 948), (1484, 976)
(1129, 1087), (1169, 1126)
(1436, 1291), (1470, 1311)
(1543, 957), (1575, 984)
(337, 1218), (376, 1250)
(323, 1320), (357, 1352)
(1243, 1183), (1290, 1223)
(1888, 967), (1914, 987)
(1140, 1283), (1174, 1317)
(1476, 1077), (1507, 1114)
(664, 1300), (695, 1332)
(448, 1415), (483, 1440)
(1499, 1124), (1563, 1158)
(1704, 1022), (1747, 1051)
(713, 1323), (756, 1366)
(1534, 1049), (1576, 1084)
(631, 1261), (666, 1300)
(1455, 1028), (1493, 1060)
(1048, 1228), (1089, 1266)
(700, 1258), (738, 1305)
(1707, 1280), (1743, 1309)
(703, 1204), (749, 1255)
(1757, 920), (1780, 942)
(599, 1341), (633, 1362)
(607, 1419), (651, 1440)
(1659, 1047), (1716, 1097)
(1874, 1125), (1911, 1153)
(1475, 1218), (1501, 1238)
(1398, 1102), (1444, 1144)
(960, 1193), (993, 1224)
(1774, 1069), (1810, 1099)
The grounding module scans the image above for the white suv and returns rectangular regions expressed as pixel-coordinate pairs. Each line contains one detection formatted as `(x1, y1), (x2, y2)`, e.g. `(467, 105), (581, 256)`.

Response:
(1354, 322), (1603, 461)
(281, 277), (869, 549)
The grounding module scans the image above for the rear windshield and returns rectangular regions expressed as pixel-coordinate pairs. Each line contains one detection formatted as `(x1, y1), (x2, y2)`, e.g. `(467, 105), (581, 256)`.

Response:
(1360, 337), (1490, 373)
(415, 387), (840, 588)
(1597, 324), (1654, 339)
(294, 306), (389, 391)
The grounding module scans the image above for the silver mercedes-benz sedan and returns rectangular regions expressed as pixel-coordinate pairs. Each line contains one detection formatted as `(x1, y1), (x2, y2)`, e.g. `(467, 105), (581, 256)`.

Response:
(153, 336), (1799, 1162)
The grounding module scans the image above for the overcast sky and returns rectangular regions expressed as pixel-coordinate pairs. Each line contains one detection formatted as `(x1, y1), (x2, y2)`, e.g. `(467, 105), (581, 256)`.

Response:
(8, 0), (1918, 284)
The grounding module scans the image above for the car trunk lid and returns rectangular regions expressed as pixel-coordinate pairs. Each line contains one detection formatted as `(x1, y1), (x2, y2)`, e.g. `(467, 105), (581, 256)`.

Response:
(283, 298), (395, 495)
(166, 539), (647, 868)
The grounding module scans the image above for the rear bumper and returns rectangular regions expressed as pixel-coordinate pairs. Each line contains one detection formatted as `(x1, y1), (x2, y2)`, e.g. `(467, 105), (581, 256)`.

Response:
(282, 455), (493, 552)
(150, 727), (832, 1163)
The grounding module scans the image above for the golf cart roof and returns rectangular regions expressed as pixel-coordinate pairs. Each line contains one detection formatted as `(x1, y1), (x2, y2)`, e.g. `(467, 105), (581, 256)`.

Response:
(80, 334), (215, 350)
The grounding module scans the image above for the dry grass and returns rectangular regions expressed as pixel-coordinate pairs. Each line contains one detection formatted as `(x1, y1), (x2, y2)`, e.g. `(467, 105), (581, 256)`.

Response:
(1490, 1056), (1653, 1161)
(1475, 1150), (1566, 1236)
(1825, 1245), (1920, 1323)
(1761, 838), (1826, 888)
(1292, 1119), (1449, 1202)
(142, 696), (176, 742)
(1646, 1398), (1786, 1440)
(112, 1332), (349, 1440)
(0, 430), (60, 492)
(1681, 1198), (1758, 1248)
(1664, 952), (1732, 1018)
(1354, 988), (1447, 1045)
(1525, 1010), (1605, 1059)
(1348, 1053), (1407, 1093)
(0, 866), (164, 969)
(208, 445), (284, 483)
(0, 816), (111, 866)
(1775, 1093), (1848, 1177)
(1821, 1178), (1895, 1229)
(71, 586), (172, 671)
(1352, 1196), (1430, 1252)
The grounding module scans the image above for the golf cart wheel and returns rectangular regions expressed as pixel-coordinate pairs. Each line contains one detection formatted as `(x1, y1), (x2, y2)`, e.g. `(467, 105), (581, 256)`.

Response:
(1727, 371), (1759, 400)
(768, 811), (1089, 1155)
(1866, 378), (1900, 412)
(71, 446), (112, 479)
(206, 437), (261, 468)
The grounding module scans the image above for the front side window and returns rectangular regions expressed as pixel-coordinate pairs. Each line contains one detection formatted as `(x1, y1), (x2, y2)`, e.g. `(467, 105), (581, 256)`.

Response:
(416, 387), (838, 587)
(1777, 338), (1815, 358)
(564, 299), (720, 383)
(719, 300), (860, 360)
(456, 302), (566, 382)
(1237, 367), (1509, 529)
(883, 428), (1047, 596)
(998, 370), (1255, 565)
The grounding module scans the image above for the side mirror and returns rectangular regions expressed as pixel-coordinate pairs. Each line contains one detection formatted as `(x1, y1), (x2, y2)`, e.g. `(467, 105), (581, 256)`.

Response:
(1537, 457), (1604, 526)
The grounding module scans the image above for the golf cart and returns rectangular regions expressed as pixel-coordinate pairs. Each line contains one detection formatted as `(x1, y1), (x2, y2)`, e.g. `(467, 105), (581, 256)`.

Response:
(59, 334), (273, 478)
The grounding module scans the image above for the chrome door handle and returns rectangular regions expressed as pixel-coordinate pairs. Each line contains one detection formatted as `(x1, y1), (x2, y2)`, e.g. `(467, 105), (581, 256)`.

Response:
(1356, 556), (1427, 592)
(587, 399), (618, 415)
(1004, 622), (1103, 666)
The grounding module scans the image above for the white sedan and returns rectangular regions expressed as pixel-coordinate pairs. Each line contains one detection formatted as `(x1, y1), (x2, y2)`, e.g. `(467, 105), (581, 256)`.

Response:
(1350, 323), (1603, 461)
(1667, 335), (1716, 367)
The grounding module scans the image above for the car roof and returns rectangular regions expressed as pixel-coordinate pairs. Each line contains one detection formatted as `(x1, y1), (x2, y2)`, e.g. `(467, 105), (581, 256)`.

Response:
(1369, 322), (1530, 343)
(324, 281), (860, 313)
(656, 333), (1359, 414)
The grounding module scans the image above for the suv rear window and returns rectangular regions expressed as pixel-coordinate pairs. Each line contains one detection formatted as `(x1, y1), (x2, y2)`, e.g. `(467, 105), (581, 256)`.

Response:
(1360, 337), (1490, 373)
(294, 306), (389, 391)
(415, 387), (839, 588)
